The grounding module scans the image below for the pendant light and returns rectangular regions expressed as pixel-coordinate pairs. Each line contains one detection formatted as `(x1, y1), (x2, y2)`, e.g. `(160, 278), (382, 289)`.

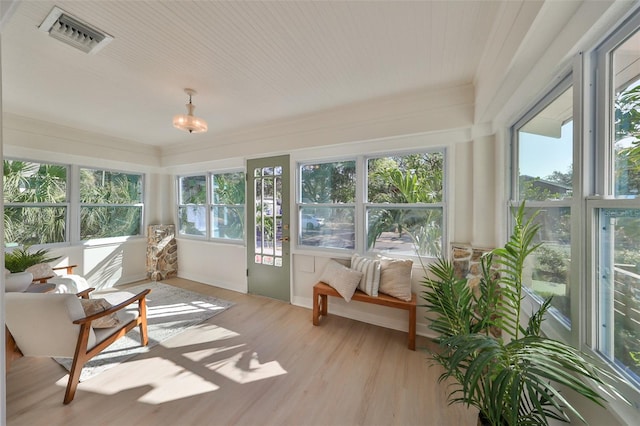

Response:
(173, 88), (208, 134)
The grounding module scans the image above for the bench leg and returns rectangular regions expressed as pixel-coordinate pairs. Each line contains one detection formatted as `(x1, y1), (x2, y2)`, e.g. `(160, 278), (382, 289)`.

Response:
(408, 305), (416, 350)
(313, 287), (320, 325)
(320, 294), (327, 316)
(312, 288), (329, 326)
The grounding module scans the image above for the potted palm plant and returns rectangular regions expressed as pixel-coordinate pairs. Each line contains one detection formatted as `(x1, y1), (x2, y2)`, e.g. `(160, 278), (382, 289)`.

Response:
(5, 246), (60, 273)
(422, 203), (622, 425)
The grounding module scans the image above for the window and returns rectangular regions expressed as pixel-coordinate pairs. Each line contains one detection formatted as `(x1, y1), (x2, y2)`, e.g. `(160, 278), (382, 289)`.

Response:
(177, 171), (245, 242)
(596, 208), (640, 384)
(593, 18), (640, 389)
(298, 151), (446, 256)
(178, 175), (207, 236)
(80, 168), (143, 239)
(510, 10), (640, 402)
(211, 172), (245, 241)
(367, 152), (444, 257)
(298, 161), (356, 250)
(3, 159), (68, 245)
(512, 79), (574, 327)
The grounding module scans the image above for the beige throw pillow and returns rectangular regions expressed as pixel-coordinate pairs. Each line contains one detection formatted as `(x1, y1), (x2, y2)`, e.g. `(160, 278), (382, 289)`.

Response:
(350, 253), (381, 296)
(319, 260), (363, 302)
(25, 263), (55, 280)
(378, 257), (413, 302)
(79, 298), (121, 328)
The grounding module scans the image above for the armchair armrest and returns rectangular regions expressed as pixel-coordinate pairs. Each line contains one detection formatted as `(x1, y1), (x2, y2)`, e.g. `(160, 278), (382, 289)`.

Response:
(53, 264), (78, 275)
(73, 289), (151, 326)
(76, 288), (95, 299)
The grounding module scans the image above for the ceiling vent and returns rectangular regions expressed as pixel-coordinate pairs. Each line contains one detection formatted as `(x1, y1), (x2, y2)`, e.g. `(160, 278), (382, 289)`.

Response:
(38, 6), (113, 54)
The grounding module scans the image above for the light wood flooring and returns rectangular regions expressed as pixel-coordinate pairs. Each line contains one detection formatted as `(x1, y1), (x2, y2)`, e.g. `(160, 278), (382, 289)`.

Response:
(6, 277), (476, 426)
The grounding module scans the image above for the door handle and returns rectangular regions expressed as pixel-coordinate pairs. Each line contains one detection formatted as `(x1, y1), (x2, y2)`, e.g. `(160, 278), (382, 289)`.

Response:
(279, 236), (290, 242)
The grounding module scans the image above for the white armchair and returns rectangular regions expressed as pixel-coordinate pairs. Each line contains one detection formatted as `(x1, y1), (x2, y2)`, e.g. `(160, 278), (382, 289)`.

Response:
(5, 287), (151, 403)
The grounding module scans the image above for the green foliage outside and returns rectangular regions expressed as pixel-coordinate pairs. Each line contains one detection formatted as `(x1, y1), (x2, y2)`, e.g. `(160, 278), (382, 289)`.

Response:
(615, 84), (640, 196)
(367, 152), (443, 257)
(3, 160), (143, 245)
(613, 82), (640, 370)
(213, 172), (245, 239)
(301, 161), (355, 203)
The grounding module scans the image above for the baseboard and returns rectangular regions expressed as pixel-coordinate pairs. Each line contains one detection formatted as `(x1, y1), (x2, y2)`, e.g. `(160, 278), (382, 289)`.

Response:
(177, 271), (247, 294)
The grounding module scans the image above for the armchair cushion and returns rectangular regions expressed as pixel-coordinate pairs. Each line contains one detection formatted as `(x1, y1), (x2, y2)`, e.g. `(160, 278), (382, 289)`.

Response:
(79, 298), (121, 328)
(5, 293), (97, 358)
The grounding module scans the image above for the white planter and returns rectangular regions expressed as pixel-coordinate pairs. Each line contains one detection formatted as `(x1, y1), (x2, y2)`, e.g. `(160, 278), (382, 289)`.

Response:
(4, 271), (34, 292)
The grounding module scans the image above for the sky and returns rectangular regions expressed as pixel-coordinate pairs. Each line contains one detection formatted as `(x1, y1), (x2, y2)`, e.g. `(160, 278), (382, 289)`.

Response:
(519, 122), (573, 179)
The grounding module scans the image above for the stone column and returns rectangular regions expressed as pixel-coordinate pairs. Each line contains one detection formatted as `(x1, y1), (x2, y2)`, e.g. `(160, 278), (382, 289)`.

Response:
(147, 224), (178, 281)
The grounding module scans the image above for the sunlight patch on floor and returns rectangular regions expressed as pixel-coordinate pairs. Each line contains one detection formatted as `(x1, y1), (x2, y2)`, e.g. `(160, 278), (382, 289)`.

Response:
(75, 358), (218, 404)
(145, 302), (227, 319)
(207, 350), (287, 384)
(161, 324), (240, 348)
(184, 344), (247, 362)
(138, 370), (219, 404)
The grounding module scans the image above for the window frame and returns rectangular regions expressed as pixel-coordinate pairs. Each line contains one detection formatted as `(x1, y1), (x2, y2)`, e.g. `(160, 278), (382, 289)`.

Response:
(176, 169), (246, 245)
(296, 149), (447, 259)
(3, 158), (70, 247)
(296, 158), (357, 253)
(364, 149), (446, 258)
(78, 166), (144, 241)
(510, 73), (578, 345)
(509, 8), (640, 410)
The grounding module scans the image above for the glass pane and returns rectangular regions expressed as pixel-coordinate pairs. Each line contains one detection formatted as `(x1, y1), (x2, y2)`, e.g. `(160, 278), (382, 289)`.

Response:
(80, 168), (143, 204)
(211, 206), (244, 240)
(180, 175), (206, 204)
(254, 173), (282, 260)
(517, 87), (573, 201)
(613, 30), (640, 198)
(597, 208), (640, 383)
(367, 207), (442, 257)
(4, 206), (66, 245)
(368, 153), (443, 203)
(523, 207), (572, 326)
(301, 161), (355, 203)
(80, 206), (142, 239)
(212, 172), (245, 205)
(179, 206), (207, 236)
(299, 207), (354, 249)
(3, 160), (67, 203)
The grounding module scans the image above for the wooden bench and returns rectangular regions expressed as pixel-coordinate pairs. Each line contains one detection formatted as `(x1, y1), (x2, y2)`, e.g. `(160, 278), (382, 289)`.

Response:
(312, 281), (417, 350)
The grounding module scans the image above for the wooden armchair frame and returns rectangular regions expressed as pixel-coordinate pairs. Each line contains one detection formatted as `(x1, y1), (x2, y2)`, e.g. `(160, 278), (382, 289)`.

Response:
(6, 287), (151, 404)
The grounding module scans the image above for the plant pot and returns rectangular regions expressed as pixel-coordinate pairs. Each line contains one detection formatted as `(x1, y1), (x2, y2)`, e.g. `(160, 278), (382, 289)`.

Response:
(4, 271), (34, 292)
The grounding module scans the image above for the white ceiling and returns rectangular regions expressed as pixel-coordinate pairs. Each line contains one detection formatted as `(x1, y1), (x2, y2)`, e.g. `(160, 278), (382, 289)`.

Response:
(2, 0), (532, 148)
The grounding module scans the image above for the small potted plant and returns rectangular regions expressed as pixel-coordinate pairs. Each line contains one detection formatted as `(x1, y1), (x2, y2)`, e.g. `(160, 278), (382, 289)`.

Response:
(5, 245), (60, 273)
(421, 203), (624, 425)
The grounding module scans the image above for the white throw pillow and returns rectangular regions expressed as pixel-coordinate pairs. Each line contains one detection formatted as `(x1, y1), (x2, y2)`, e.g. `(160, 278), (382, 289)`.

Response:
(378, 257), (413, 302)
(350, 253), (381, 296)
(319, 260), (363, 302)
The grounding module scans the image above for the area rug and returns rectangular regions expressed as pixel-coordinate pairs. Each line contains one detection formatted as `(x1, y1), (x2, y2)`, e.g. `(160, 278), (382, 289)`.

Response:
(55, 281), (234, 382)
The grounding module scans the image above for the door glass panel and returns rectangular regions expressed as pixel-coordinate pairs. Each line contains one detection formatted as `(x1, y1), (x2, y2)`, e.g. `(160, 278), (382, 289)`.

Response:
(254, 169), (282, 267)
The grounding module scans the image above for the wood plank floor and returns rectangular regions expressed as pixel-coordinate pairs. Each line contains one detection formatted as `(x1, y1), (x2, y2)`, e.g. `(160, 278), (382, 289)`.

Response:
(6, 278), (476, 426)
